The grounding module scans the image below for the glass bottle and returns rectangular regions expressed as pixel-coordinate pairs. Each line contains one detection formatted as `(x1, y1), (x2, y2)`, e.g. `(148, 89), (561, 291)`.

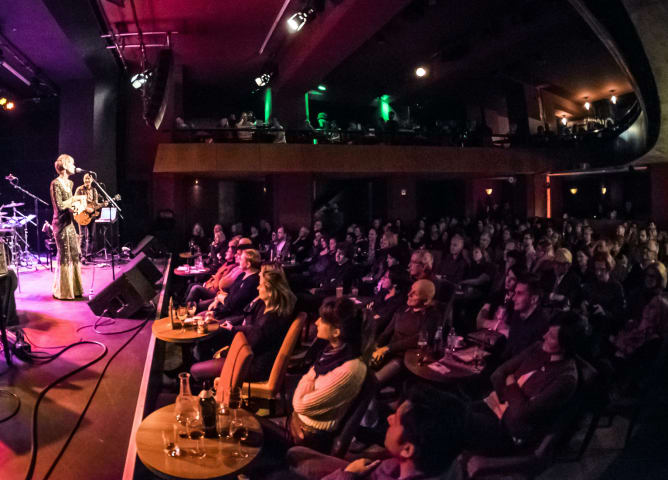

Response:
(175, 372), (199, 428)
(199, 382), (218, 438)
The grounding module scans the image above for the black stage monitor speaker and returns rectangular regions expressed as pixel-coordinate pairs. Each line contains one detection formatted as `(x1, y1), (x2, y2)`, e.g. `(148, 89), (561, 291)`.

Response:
(144, 49), (173, 130)
(131, 235), (163, 259)
(88, 253), (161, 317)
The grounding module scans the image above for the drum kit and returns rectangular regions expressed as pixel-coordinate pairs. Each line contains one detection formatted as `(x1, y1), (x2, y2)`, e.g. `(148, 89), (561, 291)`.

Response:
(0, 201), (38, 268)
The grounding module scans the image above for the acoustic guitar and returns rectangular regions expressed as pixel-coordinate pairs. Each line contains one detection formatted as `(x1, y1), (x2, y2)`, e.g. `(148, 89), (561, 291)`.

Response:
(75, 194), (121, 226)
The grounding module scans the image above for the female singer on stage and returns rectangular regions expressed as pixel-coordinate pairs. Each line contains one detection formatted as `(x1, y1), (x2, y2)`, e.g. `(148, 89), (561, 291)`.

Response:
(50, 154), (84, 299)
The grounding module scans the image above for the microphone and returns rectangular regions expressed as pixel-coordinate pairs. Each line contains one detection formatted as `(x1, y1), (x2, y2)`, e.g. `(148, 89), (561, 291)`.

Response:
(75, 167), (97, 176)
(5, 173), (17, 181)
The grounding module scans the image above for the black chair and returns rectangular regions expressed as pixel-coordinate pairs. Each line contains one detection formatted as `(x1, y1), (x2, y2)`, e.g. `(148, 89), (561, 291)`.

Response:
(329, 371), (379, 458)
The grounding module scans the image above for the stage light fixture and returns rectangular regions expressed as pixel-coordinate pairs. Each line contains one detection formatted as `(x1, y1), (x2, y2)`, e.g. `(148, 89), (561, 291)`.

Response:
(317, 84), (327, 91)
(287, 8), (314, 32)
(130, 70), (151, 89)
(610, 90), (617, 104)
(570, 187), (578, 195)
(0, 97), (6, 106)
(485, 188), (493, 196)
(415, 66), (427, 77)
(5, 101), (14, 110)
(583, 97), (590, 111)
(561, 115), (567, 126)
(255, 73), (272, 87)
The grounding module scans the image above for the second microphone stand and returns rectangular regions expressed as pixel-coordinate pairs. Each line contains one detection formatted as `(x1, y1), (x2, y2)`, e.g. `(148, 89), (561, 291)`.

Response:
(91, 175), (123, 280)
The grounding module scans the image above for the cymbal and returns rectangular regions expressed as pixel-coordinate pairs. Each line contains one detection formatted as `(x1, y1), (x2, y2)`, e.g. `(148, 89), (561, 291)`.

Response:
(1, 202), (25, 208)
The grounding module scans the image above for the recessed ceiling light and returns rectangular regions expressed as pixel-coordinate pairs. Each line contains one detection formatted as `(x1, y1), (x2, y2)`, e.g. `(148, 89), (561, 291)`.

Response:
(415, 66), (427, 77)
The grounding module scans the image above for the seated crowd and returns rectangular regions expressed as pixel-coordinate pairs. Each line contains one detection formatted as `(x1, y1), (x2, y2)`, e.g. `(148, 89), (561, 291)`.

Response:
(173, 212), (668, 478)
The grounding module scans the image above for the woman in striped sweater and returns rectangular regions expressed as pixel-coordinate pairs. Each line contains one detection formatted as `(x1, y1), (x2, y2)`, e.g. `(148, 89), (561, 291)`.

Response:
(289, 296), (367, 452)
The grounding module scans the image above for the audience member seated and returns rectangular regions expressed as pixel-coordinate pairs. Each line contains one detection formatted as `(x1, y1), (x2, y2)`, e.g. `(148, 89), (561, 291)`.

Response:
(502, 274), (549, 361)
(274, 297), (367, 452)
(188, 222), (210, 254)
(311, 243), (357, 297)
(580, 252), (626, 348)
(191, 265), (296, 382)
(206, 229), (227, 271)
(371, 279), (439, 386)
(291, 226), (311, 263)
(209, 248), (261, 320)
(288, 386), (467, 480)
(544, 248), (582, 310)
(436, 233), (469, 283)
(407, 249), (434, 282)
(475, 264), (524, 338)
(368, 265), (411, 337)
(465, 311), (584, 454)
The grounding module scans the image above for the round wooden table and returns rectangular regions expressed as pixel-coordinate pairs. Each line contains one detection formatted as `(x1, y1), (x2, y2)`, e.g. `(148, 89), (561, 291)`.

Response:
(179, 252), (201, 259)
(136, 404), (263, 480)
(174, 266), (210, 278)
(153, 316), (220, 344)
(404, 349), (482, 384)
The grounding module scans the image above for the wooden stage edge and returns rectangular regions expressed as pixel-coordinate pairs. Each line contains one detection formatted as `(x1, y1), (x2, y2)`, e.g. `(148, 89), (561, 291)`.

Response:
(123, 254), (172, 480)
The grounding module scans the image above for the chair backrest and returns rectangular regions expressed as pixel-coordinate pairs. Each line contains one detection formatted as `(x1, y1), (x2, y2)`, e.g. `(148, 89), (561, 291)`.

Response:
(215, 331), (253, 403)
(265, 312), (307, 394)
(330, 370), (378, 458)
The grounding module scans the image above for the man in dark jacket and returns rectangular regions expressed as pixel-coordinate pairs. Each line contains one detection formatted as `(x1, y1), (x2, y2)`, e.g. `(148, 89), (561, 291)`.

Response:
(502, 274), (550, 361)
(212, 249), (261, 321)
(465, 311), (584, 454)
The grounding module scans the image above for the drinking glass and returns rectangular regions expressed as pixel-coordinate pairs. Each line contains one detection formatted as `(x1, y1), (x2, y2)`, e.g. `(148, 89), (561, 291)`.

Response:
(162, 424), (181, 457)
(417, 329), (429, 365)
(228, 411), (249, 458)
(186, 301), (197, 318)
(187, 417), (206, 458)
(216, 406), (231, 439)
(227, 386), (243, 410)
(176, 305), (188, 332)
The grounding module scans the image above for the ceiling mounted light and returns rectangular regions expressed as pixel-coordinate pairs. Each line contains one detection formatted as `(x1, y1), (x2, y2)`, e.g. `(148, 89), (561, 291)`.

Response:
(287, 8), (314, 32)
(0, 97), (6, 106)
(601, 186), (607, 195)
(583, 97), (590, 111)
(570, 187), (578, 195)
(415, 66), (427, 77)
(255, 73), (272, 87)
(485, 188), (493, 196)
(130, 70), (151, 89)
(610, 90), (617, 104)
(5, 101), (15, 110)
(561, 115), (567, 126)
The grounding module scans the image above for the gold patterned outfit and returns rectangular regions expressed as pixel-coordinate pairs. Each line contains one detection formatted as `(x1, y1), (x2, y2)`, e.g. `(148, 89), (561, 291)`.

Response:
(50, 177), (84, 299)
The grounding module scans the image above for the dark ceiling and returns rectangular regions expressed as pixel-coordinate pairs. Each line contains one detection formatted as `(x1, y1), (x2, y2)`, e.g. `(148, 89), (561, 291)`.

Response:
(0, 0), (634, 115)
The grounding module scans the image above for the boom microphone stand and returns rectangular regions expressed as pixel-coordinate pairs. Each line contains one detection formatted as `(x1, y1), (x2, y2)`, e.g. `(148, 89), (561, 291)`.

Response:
(89, 174), (123, 280)
(6, 175), (49, 264)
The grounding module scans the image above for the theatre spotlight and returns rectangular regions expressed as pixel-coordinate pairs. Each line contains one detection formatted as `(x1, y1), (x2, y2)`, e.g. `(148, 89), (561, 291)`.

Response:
(485, 188), (493, 196)
(5, 101), (14, 110)
(287, 8), (314, 32)
(0, 97), (6, 106)
(415, 66), (427, 77)
(583, 96), (590, 111)
(130, 70), (151, 89)
(570, 187), (578, 195)
(255, 73), (272, 87)
(561, 115), (567, 126)
(610, 90), (617, 104)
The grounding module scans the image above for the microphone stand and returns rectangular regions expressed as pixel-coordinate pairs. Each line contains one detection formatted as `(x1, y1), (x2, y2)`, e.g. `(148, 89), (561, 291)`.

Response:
(6, 178), (49, 265)
(90, 175), (123, 280)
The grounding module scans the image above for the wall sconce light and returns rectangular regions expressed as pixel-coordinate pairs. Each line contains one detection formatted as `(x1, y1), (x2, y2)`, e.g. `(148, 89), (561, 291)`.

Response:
(601, 186), (607, 195)
(400, 189), (407, 196)
(561, 115), (567, 126)
(583, 97), (590, 111)
(610, 90), (617, 104)
(485, 188), (493, 196)
(570, 187), (578, 195)
(194, 179), (199, 185)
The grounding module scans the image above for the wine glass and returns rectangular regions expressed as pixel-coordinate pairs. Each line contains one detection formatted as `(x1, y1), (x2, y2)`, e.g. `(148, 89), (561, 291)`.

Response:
(227, 386), (242, 410)
(186, 301), (197, 318)
(176, 304), (188, 332)
(229, 413), (249, 458)
(162, 424), (181, 457)
(187, 416), (206, 458)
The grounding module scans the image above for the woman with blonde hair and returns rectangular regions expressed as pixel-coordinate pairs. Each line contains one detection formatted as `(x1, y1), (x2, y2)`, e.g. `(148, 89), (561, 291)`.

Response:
(50, 154), (84, 299)
(191, 264), (297, 382)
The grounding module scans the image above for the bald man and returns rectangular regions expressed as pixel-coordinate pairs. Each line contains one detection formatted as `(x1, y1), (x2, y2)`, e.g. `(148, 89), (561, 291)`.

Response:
(372, 279), (440, 385)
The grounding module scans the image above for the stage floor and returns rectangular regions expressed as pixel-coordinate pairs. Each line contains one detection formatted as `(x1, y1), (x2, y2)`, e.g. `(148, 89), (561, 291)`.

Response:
(1, 261), (163, 480)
